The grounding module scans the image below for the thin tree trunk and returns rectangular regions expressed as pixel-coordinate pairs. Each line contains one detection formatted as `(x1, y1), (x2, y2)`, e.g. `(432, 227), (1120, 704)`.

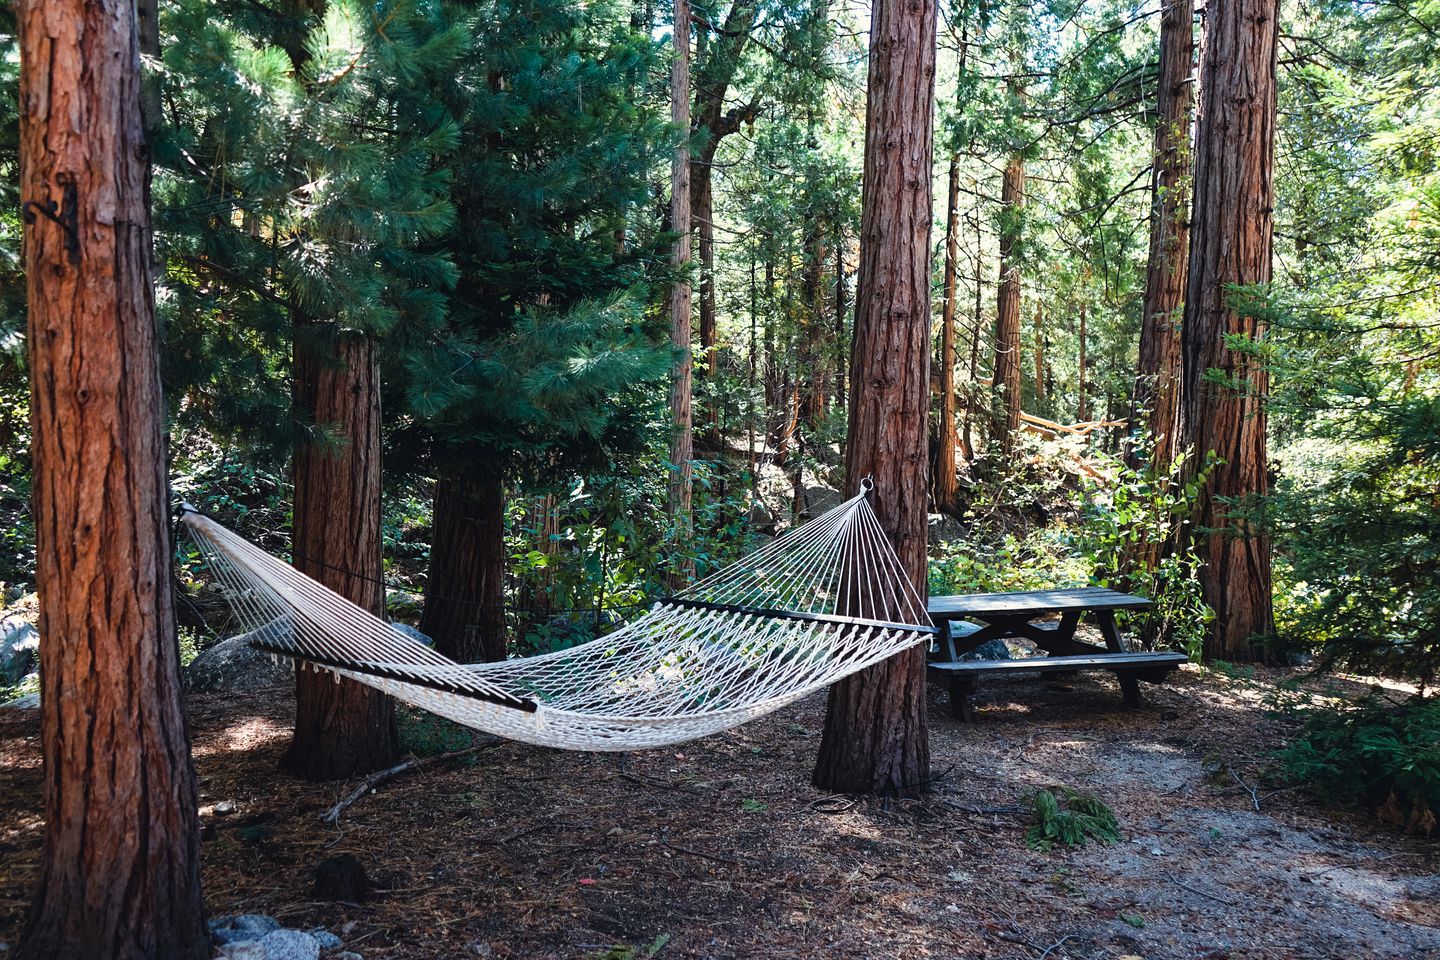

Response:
(934, 149), (962, 513)
(1033, 300), (1046, 408)
(802, 215), (829, 429)
(962, 193), (983, 461)
(690, 0), (760, 447)
(668, 0), (694, 590)
(695, 168), (719, 444)
(420, 471), (508, 663)
(17, 0), (208, 952)
(992, 151), (1025, 453)
(833, 229), (848, 410)
(1181, 0), (1278, 661)
(284, 330), (401, 780)
(1132, 0), (1195, 470)
(1077, 301), (1089, 422)
(813, 0), (935, 798)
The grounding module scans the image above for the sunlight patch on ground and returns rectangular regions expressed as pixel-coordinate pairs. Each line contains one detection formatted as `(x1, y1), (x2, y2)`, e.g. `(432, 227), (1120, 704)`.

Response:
(193, 715), (290, 757)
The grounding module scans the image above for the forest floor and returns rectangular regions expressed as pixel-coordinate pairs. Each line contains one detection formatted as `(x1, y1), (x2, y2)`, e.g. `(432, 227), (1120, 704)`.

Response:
(1, 659), (1437, 960)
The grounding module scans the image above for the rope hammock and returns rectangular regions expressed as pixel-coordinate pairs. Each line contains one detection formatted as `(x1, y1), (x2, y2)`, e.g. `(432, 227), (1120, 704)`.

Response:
(182, 481), (936, 752)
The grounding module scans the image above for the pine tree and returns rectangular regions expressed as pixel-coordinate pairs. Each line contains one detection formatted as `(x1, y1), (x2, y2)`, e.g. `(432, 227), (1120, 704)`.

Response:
(394, 0), (672, 661)
(1181, 0), (1279, 660)
(154, 0), (468, 776)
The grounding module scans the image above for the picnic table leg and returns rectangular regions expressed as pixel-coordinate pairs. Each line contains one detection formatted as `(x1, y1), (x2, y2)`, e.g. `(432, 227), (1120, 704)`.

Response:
(1093, 610), (1128, 653)
(1117, 670), (1142, 709)
(1047, 611), (1084, 677)
(947, 675), (977, 723)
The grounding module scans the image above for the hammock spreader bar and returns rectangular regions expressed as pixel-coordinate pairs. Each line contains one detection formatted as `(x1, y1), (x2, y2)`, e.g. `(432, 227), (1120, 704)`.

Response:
(245, 636), (541, 713)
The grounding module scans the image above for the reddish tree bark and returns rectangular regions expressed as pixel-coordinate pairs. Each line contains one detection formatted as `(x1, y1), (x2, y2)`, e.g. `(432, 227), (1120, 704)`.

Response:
(1132, 0), (1195, 469)
(833, 232), (848, 410)
(419, 471), (508, 663)
(992, 151), (1025, 453)
(813, 0), (935, 797)
(933, 149), (963, 513)
(801, 215), (830, 430)
(668, 0), (695, 590)
(16, 0), (209, 954)
(284, 330), (401, 779)
(1181, 0), (1278, 660)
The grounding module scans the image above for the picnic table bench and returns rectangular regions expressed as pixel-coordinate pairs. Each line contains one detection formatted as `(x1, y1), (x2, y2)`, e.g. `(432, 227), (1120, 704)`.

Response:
(926, 587), (1186, 721)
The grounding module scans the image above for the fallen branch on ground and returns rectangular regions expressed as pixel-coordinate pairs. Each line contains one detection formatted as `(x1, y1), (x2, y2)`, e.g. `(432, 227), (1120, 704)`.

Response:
(321, 737), (501, 824)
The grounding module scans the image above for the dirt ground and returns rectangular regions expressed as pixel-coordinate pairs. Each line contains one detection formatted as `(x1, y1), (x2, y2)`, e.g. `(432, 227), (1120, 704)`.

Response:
(1, 664), (1437, 960)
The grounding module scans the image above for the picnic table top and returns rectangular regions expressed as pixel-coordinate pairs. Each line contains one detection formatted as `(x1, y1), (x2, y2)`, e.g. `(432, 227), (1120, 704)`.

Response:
(928, 586), (1153, 617)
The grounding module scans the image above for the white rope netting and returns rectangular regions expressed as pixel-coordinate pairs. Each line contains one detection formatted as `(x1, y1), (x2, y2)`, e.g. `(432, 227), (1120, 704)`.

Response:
(182, 484), (935, 751)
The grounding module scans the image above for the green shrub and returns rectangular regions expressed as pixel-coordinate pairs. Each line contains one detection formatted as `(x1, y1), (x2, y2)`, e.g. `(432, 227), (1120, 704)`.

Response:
(1025, 787), (1121, 851)
(1280, 695), (1439, 834)
(1073, 445), (1216, 659)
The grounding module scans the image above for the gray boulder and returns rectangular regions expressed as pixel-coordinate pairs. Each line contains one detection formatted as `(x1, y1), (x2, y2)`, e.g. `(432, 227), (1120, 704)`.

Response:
(256, 930), (319, 960)
(2, 692), (39, 710)
(802, 483), (843, 515)
(960, 639), (1011, 662)
(308, 930), (343, 951)
(215, 942), (266, 960)
(928, 512), (967, 545)
(210, 915), (282, 946)
(0, 619), (38, 684)
(388, 623), (432, 647)
(185, 630), (293, 693)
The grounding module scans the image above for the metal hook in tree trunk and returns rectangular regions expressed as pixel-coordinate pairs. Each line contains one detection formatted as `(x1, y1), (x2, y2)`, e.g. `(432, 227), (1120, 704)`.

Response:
(23, 172), (81, 266)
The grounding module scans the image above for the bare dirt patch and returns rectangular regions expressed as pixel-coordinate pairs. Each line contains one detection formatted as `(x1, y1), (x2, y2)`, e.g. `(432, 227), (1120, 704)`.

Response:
(1, 666), (1436, 959)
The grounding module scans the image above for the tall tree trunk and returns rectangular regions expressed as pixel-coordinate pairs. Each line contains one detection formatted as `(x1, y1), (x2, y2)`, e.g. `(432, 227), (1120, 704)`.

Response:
(1132, 0), (1195, 469)
(694, 168), (719, 445)
(691, 0), (760, 446)
(962, 193), (983, 461)
(802, 216), (829, 430)
(17, 0), (208, 953)
(813, 0), (935, 798)
(833, 230), (848, 410)
(668, 0), (694, 590)
(992, 151), (1025, 453)
(284, 330), (401, 780)
(419, 471), (508, 663)
(1181, 0), (1278, 661)
(1032, 300), (1046, 408)
(934, 150), (962, 513)
(1077, 301), (1089, 422)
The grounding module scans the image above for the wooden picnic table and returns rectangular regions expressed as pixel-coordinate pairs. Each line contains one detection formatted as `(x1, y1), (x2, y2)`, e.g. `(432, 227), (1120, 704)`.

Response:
(925, 587), (1186, 721)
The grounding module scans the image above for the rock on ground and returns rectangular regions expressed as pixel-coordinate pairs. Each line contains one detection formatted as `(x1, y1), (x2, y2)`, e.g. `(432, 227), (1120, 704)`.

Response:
(210, 914), (282, 946)
(0, 619), (38, 684)
(1, 692), (38, 710)
(184, 633), (294, 693)
(389, 623), (432, 646)
(255, 929), (320, 960)
(960, 639), (1012, 662)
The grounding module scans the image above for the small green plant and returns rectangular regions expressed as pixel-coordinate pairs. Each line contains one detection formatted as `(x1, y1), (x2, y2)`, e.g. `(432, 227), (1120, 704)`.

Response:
(397, 708), (479, 758)
(589, 933), (671, 959)
(1280, 695), (1438, 834)
(1025, 787), (1121, 851)
(740, 798), (767, 813)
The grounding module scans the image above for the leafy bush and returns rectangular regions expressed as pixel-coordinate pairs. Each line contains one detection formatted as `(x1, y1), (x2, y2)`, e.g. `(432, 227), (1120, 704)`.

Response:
(1073, 445), (1215, 659)
(1025, 787), (1121, 851)
(929, 527), (1088, 596)
(1280, 695), (1439, 834)
(1271, 392), (1440, 689)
